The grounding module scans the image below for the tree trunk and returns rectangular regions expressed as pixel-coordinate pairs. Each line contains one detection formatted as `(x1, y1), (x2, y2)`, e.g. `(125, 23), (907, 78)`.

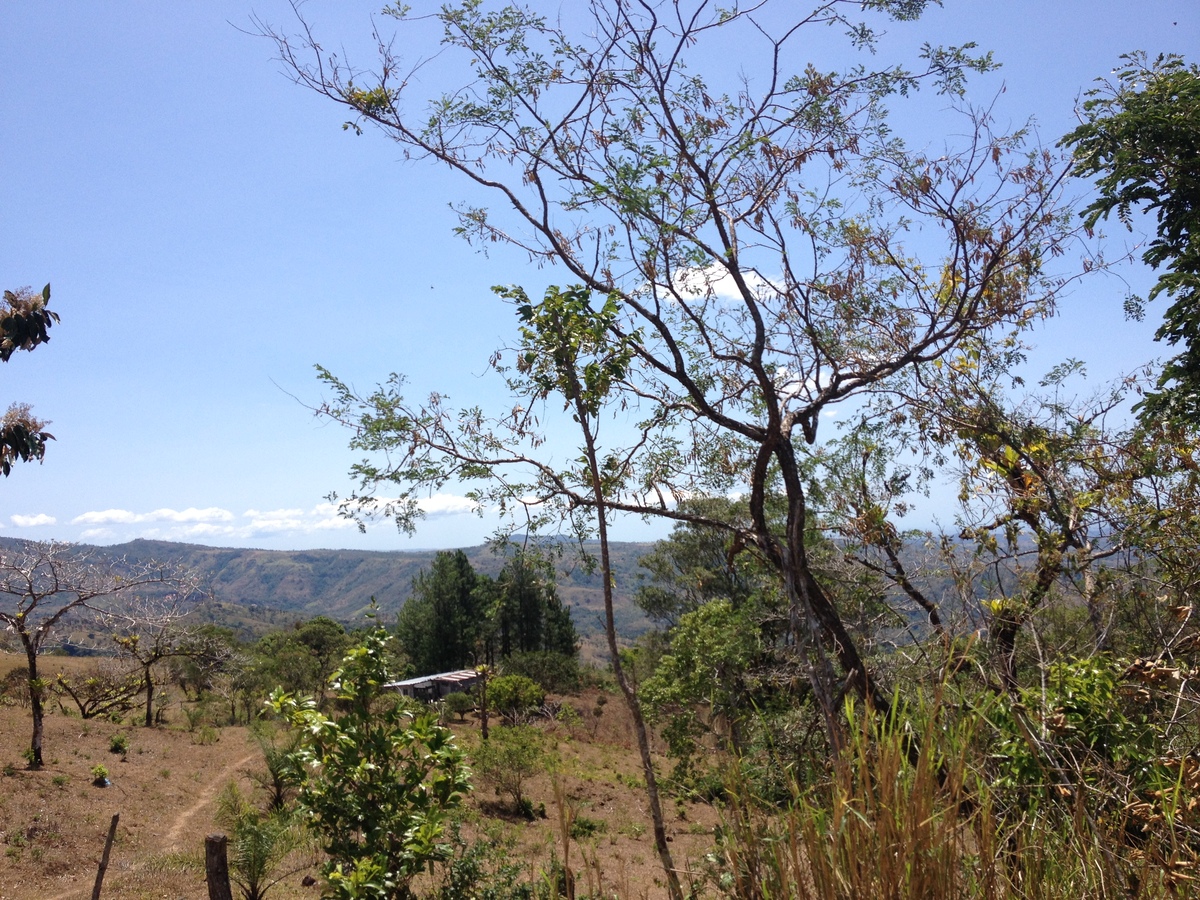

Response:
(572, 393), (683, 900)
(204, 834), (234, 900)
(479, 666), (489, 742)
(777, 441), (887, 713)
(24, 638), (44, 768)
(143, 664), (155, 728)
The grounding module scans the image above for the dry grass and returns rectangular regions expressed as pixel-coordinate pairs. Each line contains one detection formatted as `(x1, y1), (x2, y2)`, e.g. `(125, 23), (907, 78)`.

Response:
(715, 697), (1195, 900)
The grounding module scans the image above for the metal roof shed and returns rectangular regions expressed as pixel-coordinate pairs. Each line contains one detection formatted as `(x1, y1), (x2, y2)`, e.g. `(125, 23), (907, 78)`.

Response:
(383, 669), (480, 701)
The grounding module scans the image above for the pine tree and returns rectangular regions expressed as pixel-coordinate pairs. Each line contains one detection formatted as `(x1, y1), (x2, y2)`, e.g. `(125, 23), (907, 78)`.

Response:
(397, 550), (480, 674)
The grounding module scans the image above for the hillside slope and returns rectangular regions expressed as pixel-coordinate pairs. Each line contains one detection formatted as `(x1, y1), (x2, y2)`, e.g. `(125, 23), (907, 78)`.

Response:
(2, 538), (657, 652)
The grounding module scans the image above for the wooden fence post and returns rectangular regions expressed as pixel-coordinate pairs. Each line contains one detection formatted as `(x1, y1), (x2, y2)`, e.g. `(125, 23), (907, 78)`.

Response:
(205, 833), (234, 900)
(91, 813), (119, 900)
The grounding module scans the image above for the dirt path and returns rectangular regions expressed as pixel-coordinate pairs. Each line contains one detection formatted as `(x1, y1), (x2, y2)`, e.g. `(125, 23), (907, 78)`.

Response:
(40, 749), (260, 900)
(164, 749), (259, 847)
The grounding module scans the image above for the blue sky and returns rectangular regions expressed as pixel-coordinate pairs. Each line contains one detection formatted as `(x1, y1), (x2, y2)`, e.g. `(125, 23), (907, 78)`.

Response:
(0, 1), (1195, 551)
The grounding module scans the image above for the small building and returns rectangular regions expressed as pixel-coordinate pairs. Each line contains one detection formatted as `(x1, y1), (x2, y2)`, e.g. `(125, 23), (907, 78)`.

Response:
(384, 669), (480, 702)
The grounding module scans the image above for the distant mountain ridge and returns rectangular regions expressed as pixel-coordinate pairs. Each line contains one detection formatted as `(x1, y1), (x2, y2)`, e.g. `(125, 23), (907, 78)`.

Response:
(0, 537), (657, 655)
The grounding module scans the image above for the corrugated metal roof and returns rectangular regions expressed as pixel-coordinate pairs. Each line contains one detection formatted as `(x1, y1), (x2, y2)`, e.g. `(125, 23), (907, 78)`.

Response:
(383, 669), (478, 689)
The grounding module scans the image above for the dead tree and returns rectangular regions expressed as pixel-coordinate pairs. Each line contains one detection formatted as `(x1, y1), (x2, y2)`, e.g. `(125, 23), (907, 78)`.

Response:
(0, 541), (199, 766)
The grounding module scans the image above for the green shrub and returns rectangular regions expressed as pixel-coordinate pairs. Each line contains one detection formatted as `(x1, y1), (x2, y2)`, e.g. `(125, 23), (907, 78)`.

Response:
(182, 703), (210, 732)
(473, 725), (547, 815)
(109, 733), (129, 756)
(989, 655), (1177, 813)
(503, 651), (580, 693)
(443, 690), (475, 723)
(193, 725), (220, 746)
(247, 724), (302, 812)
(710, 687), (1197, 899)
(433, 827), (535, 900)
(554, 702), (582, 735)
(488, 674), (545, 725)
(569, 815), (605, 839)
(271, 628), (470, 898)
(216, 782), (309, 900)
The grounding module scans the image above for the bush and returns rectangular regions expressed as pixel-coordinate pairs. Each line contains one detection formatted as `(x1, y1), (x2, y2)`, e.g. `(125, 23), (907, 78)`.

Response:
(193, 725), (220, 746)
(443, 690), (475, 723)
(502, 651), (580, 693)
(487, 675), (545, 725)
(247, 724), (302, 812)
(53, 663), (141, 720)
(554, 703), (583, 735)
(713, 689), (1200, 899)
(473, 725), (547, 815)
(433, 827), (535, 900)
(109, 733), (129, 756)
(216, 782), (309, 900)
(569, 815), (605, 839)
(271, 628), (470, 898)
(0, 668), (30, 708)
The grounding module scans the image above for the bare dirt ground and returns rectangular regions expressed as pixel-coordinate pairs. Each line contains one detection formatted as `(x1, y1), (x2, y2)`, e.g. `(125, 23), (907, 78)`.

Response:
(0, 654), (720, 899)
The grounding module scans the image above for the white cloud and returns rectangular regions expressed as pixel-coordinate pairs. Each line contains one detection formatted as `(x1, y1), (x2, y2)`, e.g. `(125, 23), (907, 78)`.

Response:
(244, 507), (306, 520)
(244, 509), (308, 534)
(670, 264), (777, 303)
(417, 494), (476, 517)
(73, 508), (140, 525)
(150, 507), (235, 523)
(348, 496), (472, 518)
(306, 502), (356, 531)
(65, 499), (438, 545)
(11, 513), (56, 527)
(73, 507), (235, 526)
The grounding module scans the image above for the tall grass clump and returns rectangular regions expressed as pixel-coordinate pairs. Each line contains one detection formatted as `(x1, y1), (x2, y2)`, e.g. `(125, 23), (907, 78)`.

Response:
(711, 681), (1196, 899)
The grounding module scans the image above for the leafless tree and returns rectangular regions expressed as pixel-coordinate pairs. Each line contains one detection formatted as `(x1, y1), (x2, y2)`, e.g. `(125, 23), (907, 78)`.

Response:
(52, 659), (143, 720)
(103, 592), (221, 728)
(0, 541), (199, 767)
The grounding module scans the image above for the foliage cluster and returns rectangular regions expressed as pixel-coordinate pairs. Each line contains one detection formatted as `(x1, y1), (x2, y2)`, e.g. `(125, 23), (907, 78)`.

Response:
(486, 674), (545, 726)
(472, 724), (547, 816)
(1063, 53), (1200, 423)
(270, 628), (471, 898)
(0, 284), (57, 476)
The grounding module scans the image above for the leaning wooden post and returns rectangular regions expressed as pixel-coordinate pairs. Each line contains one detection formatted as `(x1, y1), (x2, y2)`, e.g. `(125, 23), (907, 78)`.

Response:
(91, 813), (119, 900)
(205, 833), (234, 900)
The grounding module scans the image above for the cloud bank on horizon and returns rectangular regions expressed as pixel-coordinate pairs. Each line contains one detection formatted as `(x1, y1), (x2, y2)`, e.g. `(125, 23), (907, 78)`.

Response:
(2, 494), (480, 547)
